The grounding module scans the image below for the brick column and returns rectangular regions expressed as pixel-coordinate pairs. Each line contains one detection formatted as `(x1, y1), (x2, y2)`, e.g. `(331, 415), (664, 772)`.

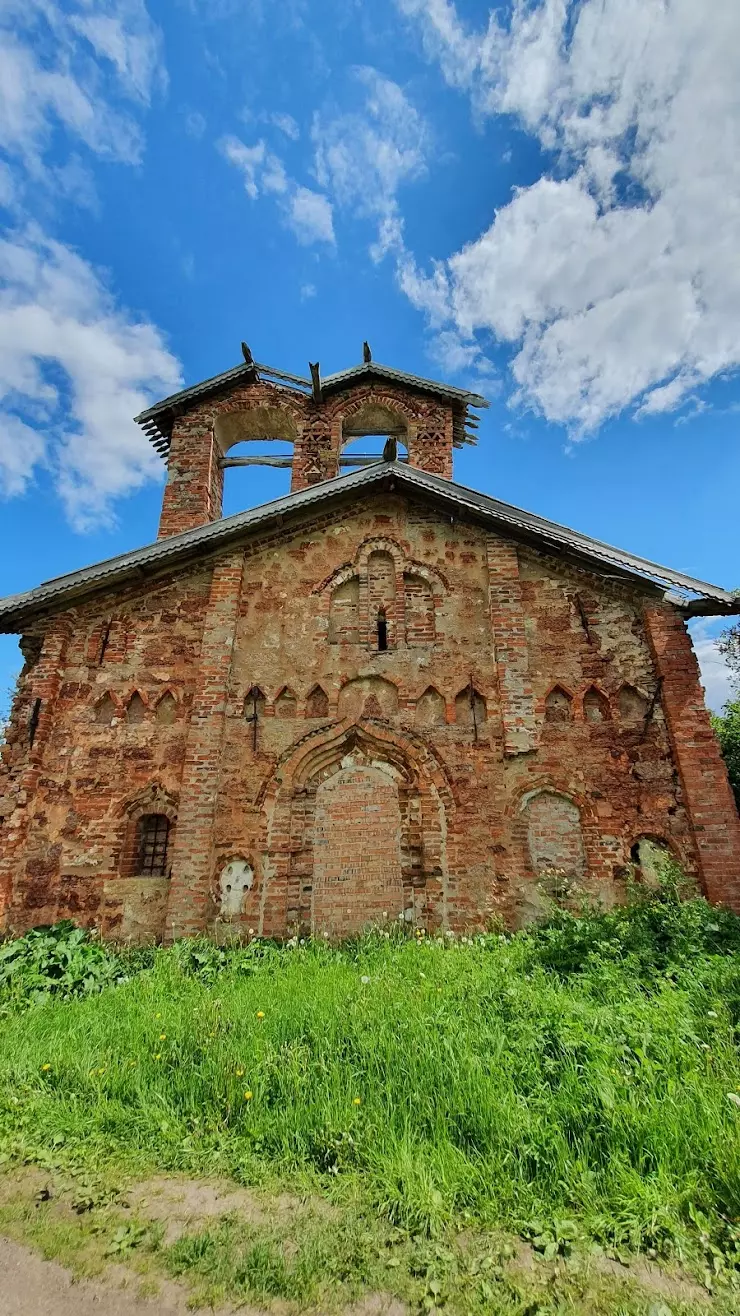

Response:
(0, 618), (72, 927)
(165, 551), (244, 937)
(486, 537), (537, 755)
(158, 415), (223, 538)
(644, 604), (740, 908)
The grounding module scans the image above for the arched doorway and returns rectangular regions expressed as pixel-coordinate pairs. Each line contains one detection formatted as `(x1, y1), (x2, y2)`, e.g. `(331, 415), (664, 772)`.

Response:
(312, 759), (405, 935)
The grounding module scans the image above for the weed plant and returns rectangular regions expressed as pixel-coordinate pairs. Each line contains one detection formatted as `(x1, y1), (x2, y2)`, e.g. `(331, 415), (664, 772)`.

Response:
(2, 884), (740, 1274)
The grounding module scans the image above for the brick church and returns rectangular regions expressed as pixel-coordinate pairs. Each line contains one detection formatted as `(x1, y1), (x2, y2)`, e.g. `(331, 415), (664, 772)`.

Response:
(1, 349), (739, 941)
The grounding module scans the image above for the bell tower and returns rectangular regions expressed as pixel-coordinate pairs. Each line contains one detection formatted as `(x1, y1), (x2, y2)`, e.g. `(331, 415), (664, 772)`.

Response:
(133, 346), (487, 539)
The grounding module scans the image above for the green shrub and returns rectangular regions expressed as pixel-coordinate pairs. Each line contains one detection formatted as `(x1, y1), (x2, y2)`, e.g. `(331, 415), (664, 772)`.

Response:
(0, 921), (126, 1008)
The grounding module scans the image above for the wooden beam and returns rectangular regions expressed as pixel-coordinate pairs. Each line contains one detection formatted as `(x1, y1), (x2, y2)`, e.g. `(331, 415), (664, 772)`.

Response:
(309, 362), (322, 403)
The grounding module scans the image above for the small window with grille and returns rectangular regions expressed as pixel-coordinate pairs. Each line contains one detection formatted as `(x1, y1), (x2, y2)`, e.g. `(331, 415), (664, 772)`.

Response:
(136, 813), (171, 876)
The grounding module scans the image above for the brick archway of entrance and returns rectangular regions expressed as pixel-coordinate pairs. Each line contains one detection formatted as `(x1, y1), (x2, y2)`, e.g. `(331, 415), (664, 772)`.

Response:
(257, 719), (455, 937)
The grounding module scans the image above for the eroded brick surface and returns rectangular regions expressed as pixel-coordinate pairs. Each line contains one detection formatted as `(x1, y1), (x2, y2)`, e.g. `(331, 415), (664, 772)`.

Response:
(2, 485), (739, 941)
(2, 363), (739, 940)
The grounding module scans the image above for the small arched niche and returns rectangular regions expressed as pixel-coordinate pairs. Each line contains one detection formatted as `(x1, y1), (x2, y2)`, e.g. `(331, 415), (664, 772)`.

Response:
(415, 686), (446, 729)
(274, 686), (297, 718)
(306, 685), (329, 718)
(618, 684), (648, 723)
(583, 686), (611, 723)
(455, 685), (487, 728)
(544, 686), (572, 725)
(126, 692), (147, 725)
(155, 691), (177, 725)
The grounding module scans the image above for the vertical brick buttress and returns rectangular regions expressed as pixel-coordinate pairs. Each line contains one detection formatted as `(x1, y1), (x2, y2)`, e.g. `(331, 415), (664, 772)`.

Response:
(164, 552), (244, 936)
(644, 604), (740, 908)
(0, 618), (71, 922)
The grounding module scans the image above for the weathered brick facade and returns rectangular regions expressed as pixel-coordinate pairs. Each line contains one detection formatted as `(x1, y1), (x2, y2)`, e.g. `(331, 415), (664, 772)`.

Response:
(2, 361), (739, 940)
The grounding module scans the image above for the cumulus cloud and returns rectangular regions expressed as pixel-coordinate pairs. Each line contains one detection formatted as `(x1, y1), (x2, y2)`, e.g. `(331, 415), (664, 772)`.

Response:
(396, 0), (740, 432)
(287, 186), (335, 245)
(218, 134), (334, 245)
(313, 67), (428, 258)
(0, 226), (181, 530)
(0, 0), (165, 181)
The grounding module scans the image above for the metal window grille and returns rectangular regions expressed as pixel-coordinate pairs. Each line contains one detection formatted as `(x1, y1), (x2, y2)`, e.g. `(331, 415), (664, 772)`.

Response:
(136, 814), (171, 876)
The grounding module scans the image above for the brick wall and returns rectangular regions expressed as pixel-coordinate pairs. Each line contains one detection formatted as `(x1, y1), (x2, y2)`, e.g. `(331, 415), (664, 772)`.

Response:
(3, 491), (738, 940)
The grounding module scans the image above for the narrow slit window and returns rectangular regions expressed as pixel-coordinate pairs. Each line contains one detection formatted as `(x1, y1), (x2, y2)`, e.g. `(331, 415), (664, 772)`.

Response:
(377, 607), (388, 652)
(136, 814), (171, 876)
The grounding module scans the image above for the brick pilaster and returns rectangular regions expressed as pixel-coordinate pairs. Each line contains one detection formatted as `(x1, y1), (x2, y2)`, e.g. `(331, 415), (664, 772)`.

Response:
(486, 537), (537, 755)
(164, 552), (244, 936)
(158, 416), (223, 538)
(643, 604), (740, 908)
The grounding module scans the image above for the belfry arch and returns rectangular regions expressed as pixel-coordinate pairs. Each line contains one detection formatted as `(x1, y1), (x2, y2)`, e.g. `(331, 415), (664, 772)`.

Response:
(258, 720), (455, 937)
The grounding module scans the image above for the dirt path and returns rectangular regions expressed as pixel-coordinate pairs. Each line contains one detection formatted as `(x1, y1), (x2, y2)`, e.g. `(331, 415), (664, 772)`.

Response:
(0, 1235), (222, 1316)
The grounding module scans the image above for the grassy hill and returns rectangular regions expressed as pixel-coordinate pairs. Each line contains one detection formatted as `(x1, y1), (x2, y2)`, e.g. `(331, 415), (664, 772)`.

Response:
(2, 890), (740, 1312)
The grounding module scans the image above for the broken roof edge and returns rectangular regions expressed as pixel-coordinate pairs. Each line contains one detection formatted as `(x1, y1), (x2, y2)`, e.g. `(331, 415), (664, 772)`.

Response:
(0, 462), (736, 631)
(133, 359), (489, 446)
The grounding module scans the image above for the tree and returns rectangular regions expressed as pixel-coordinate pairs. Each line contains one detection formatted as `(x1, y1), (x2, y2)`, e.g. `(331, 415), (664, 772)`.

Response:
(712, 700), (740, 812)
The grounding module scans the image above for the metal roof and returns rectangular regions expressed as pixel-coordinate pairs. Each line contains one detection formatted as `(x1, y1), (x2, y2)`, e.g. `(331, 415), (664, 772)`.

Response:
(0, 462), (736, 631)
(133, 359), (488, 451)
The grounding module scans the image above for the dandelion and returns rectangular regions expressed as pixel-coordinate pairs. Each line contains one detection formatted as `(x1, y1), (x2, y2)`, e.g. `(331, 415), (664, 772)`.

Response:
(727, 1093), (740, 1108)
(41, 1064), (51, 1072)
(353, 1097), (362, 1106)
(256, 1011), (265, 1020)
(361, 975), (370, 985)
(236, 1068), (245, 1077)
(159, 1033), (166, 1040)
(154, 1053), (162, 1061)
(708, 1011), (718, 1019)
(155, 1013), (162, 1020)
(244, 1090), (253, 1101)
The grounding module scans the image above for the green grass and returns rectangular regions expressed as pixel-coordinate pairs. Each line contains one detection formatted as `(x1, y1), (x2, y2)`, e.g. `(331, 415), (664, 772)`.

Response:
(3, 893), (740, 1305)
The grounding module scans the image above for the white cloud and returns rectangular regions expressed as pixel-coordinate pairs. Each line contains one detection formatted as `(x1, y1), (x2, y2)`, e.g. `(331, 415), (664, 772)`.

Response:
(287, 187), (335, 245)
(396, 0), (740, 433)
(0, 227), (181, 530)
(271, 112), (300, 141)
(690, 621), (736, 714)
(313, 67), (427, 255)
(0, 0), (165, 180)
(300, 283), (316, 301)
(184, 110), (207, 139)
(218, 134), (334, 245)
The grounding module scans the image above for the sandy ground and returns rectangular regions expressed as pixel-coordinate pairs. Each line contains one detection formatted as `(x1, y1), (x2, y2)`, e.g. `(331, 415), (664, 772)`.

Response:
(0, 1235), (221, 1316)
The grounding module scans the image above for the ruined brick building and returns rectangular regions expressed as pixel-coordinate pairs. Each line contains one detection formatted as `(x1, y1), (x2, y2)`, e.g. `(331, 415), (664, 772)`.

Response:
(1, 350), (740, 941)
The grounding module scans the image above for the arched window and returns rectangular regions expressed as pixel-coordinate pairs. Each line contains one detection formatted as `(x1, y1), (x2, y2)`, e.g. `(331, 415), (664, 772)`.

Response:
(630, 836), (671, 887)
(583, 686), (610, 723)
(216, 405), (298, 513)
(340, 400), (409, 471)
(135, 814), (171, 876)
(544, 686), (572, 724)
(377, 606), (388, 652)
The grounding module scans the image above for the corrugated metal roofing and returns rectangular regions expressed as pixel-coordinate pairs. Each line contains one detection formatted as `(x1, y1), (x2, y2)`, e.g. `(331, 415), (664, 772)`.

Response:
(0, 462), (735, 630)
(133, 359), (488, 451)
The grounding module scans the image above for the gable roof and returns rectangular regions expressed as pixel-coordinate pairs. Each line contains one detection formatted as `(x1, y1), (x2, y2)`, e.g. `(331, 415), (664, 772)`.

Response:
(0, 461), (736, 631)
(134, 359), (488, 452)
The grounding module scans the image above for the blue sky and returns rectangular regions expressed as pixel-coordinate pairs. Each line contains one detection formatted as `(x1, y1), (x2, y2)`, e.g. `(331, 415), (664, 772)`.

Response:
(1, 0), (739, 716)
